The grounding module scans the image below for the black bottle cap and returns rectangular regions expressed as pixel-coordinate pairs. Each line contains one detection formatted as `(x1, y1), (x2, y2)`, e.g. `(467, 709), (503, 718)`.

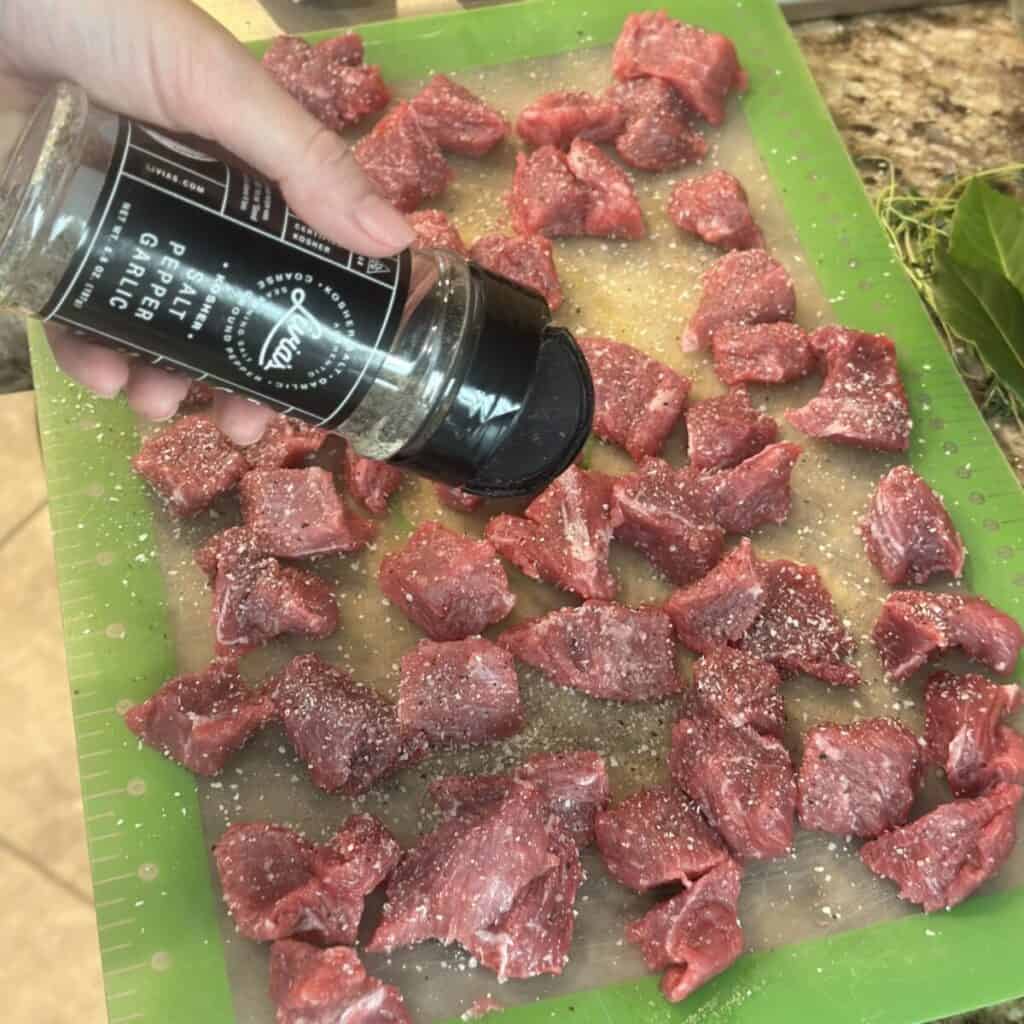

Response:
(391, 264), (593, 497)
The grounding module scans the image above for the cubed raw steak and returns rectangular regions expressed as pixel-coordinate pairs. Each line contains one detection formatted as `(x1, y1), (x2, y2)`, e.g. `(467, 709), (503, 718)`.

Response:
(712, 321), (816, 386)
(132, 415), (249, 517)
(195, 525), (261, 583)
(924, 671), (1024, 797)
(595, 785), (728, 891)
(797, 719), (921, 838)
(240, 467), (374, 558)
(270, 940), (411, 1024)
(342, 444), (404, 516)
(486, 466), (618, 600)
(579, 335), (690, 461)
(607, 77), (707, 172)
(270, 654), (427, 795)
(671, 708), (795, 860)
(664, 539), (766, 654)
(379, 522), (514, 641)
(500, 600), (680, 702)
(408, 209), (468, 255)
(469, 233), (564, 311)
(860, 783), (1022, 912)
(434, 483), (484, 512)
(686, 387), (778, 471)
(397, 638), (522, 747)
(611, 458), (725, 585)
(612, 11), (745, 125)
(872, 590), (1023, 681)
(354, 102), (452, 213)
(409, 74), (508, 156)
(625, 859), (744, 1004)
(701, 441), (803, 534)
(566, 137), (647, 240)
(214, 814), (401, 945)
(861, 466), (965, 585)
(682, 249), (796, 352)
(123, 659), (274, 776)
(669, 171), (764, 251)
(243, 415), (328, 470)
(786, 326), (911, 452)
(516, 90), (626, 149)
(691, 647), (785, 739)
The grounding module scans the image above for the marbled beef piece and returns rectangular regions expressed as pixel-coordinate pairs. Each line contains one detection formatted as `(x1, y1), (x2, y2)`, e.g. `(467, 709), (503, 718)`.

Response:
(613, 11), (745, 125)
(566, 138), (647, 240)
(240, 467), (375, 558)
(860, 466), (965, 585)
(434, 483), (484, 512)
(686, 387), (778, 471)
(625, 859), (744, 1004)
(516, 90), (626, 149)
(668, 171), (764, 251)
(711, 321), (816, 387)
(196, 525), (261, 583)
(243, 415), (328, 470)
(578, 335), (690, 462)
(270, 654), (427, 795)
(595, 785), (729, 891)
(924, 671), (1024, 797)
(408, 209), (468, 255)
(133, 415), (249, 517)
(607, 77), (707, 172)
(691, 647), (785, 739)
(124, 659), (274, 776)
(409, 74), (508, 156)
(341, 444), (404, 516)
(786, 326), (911, 452)
(397, 638), (522, 747)
(860, 783), (1023, 912)
(500, 600), (680, 702)
(214, 815), (401, 945)
(379, 522), (514, 641)
(872, 590), (1023, 681)
(682, 249), (796, 352)
(797, 719), (921, 838)
(469, 233), (564, 311)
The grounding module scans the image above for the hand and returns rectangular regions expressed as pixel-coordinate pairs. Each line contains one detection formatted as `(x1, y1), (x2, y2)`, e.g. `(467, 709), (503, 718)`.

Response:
(0, 0), (414, 443)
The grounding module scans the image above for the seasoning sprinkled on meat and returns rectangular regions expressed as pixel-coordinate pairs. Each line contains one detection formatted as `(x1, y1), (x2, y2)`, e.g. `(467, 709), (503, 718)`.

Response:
(516, 90), (626, 149)
(341, 444), (404, 516)
(409, 74), (508, 156)
(408, 209), (468, 255)
(686, 387), (778, 471)
(243, 415), (328, 470)
(701, 441), (803, 534)
(470, 233), (563, 311)
(711, 321), (816, 386)
(607, 77), (707, 172)
(668, 170), (764, 251)
(434, 483), (484, 512)
(691, 647), (785, 739)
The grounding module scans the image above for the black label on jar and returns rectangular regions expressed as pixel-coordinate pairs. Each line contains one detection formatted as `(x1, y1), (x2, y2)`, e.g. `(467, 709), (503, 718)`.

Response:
(41, 118), (411, 429)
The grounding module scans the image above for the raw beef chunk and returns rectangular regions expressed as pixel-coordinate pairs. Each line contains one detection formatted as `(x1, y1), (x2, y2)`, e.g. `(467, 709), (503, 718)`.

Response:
(342, 444), (404, 516)
(124, 659), (274, 776)
(469, 233), (563, 311)
(182, 379), (215, 406)
(516, 90), (625, 149)
(579, 335), (690, 461)
(354, 102), (452, 213)
(240, 467), (374, 558)
(566, 138), (647, 240)
(607, 77), (707, 172)
(397, 638), (522, 746)
(196, 525), (261, 583)
(262, 34), (390, 132)
(244, 415), (328, 470)
(669, 171), (764, 251)
(270, 654), (427, 795)
(691, 647), (785, 739)
(860, 783), (1023, 912)
(924, 671), (1024, 797)
(683, 250), (796, 352)
(872, 591), (1024, 681)
(625, 859), (744, 1003)
(379, 522), (514, 640)
(500, 600), (680, 702)
(434, 483), (483, 512)
(664, 539), (765, 654)
(861, 466), (965, 585)
(613, 11), (745, 125)
(611, 458), (725, 585)
(712, 322), (816, 386)
(409, 74), (508, 156)
(214, 815), (401, 945)
(797, 719), (921, 838)
(786, 326), (911, 452)
(133, 415), (248, 517)
(686, 388), (778, 471)
(595, 785), (728, 891)
(486, 466), (617, 600)
(701, 441), (803, 535)
(270, 941), (411, 1024)
(671, 708), (796, 860)
(408, 209), (468, 255)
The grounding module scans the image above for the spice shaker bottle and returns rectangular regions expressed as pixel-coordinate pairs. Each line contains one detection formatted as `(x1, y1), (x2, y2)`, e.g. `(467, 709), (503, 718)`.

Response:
(0, 82), (593, 497)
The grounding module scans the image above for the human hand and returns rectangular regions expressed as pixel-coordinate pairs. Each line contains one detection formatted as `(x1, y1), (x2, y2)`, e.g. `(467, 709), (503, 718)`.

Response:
(0, 0), (414, 443)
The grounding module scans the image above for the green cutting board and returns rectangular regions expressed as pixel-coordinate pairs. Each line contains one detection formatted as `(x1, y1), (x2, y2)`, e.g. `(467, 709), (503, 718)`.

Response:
(28, 1), (1024, 1022)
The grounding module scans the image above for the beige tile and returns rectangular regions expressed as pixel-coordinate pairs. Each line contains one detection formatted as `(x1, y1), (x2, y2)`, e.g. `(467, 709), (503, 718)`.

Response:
(0, 391), (46, 542)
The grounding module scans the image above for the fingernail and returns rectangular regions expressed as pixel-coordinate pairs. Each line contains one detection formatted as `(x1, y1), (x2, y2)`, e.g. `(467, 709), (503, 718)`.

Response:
(353, 193), (415, 252)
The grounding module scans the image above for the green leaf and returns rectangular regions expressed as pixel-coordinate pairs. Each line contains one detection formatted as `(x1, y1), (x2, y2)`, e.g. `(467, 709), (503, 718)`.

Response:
(949, 179), (1024, 297)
